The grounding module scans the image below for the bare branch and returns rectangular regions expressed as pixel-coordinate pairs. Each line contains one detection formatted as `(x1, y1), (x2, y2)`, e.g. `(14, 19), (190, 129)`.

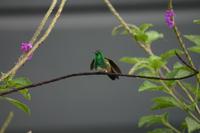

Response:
(0, 70), (198, 96)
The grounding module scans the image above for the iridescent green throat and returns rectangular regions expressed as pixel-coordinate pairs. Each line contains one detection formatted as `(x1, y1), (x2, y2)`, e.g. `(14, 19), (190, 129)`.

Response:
(95, 51), (106, 68)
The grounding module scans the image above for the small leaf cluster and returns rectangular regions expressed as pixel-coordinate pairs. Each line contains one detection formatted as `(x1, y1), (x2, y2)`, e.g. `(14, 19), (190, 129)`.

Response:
(0, 74), (31, 114)
(112, 23), (163, 45)
(113, 20), (200, 133)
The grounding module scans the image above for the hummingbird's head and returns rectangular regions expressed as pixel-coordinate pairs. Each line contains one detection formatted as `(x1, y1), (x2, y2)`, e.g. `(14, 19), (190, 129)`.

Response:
(94, 50), (104, 60)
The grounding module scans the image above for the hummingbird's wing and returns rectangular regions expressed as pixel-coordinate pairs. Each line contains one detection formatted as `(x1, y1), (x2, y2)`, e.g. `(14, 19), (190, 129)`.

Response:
(106, 58), (121, 80)
(90, 59), (95, 70)
(106, 58), (121, 74)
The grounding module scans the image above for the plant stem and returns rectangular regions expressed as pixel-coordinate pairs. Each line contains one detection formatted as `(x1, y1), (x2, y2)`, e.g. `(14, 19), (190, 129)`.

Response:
(0, 0), (67, 82)
(0, 71), (197, 97)
(103, 0), (152, 54)
(164, 122), (181, 133)
(173, 25), (200, 83)
(103, 0), (200, 122)
(161, 81), (200, 124)
(0, 112), (14, 133)
(30, 0), (57, 44)
(169, 0), (200, 114)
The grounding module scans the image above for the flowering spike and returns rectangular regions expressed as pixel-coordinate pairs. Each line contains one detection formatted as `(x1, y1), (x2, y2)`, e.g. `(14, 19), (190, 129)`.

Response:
(165, 9), (175, 28)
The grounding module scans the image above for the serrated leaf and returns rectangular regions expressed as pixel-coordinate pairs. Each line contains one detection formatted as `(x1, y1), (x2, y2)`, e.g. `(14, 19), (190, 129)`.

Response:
(166, 62), (192, 78)
(145, 31), (163, 44)
(194, 19), (200, 24)
(11, 76), (31, 86)
(138, 70), (157, 77)
(149, 55), (166, 70)
(160, 49), (183, 61)
(148, 128), (173, 133)
(185, 117), (200, 133)
(185, 35), (200, 46)
(135, 32), (148, 43)
(188, 46), (200, 54)
(164, 62), (192, 87)
(128, 61), (153, 75)
(128, 61), (146, 75)
(112, 24), (138, 36)
(9, 77), (32, 100)
(19, 89), (31, 100)
(152, 96), (180, 110)
(139, 23), (153, 32)
(138, 113), (168, 128)
(173, 62), (192, 78)
(4, 97), (30, 114)
(139, 81), (164, 92)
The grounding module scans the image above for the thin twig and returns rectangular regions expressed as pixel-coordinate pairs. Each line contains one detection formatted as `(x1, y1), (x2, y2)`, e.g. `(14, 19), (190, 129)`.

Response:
(103, 0), (200, 121)
(0, 70), (198, 96)
(30, 0), (57, 44)
(169, 0), (200, 115)
(0, 112), (14, 133)
(175, 52), (198, 73)
(0, 0), (67, 82)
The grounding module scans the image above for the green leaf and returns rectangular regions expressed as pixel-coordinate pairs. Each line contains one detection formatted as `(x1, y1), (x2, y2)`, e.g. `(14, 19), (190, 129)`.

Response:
(10, 77), (32, 86)
(148, 128), (173, 133)
(19, 89), (31, 100)
(183, 82), (200, 101)
(138, 113), (168, 128)
(145, 31), (163, 44)
(9, 77), (32, 100)
(160, 49), (183, 61)
(180, 121), (187, 133)
(128, 61), (154, 75)
(166, 62), (192, 78)
(152, 96), (180, 110)
(139, 81), (164, 92)
(4, 97), (30, 114)
(139, 23), (153, 32)
(188, 46), (200, 54)
(193, 19), (200, 24)
(134, 30), (148, 43)
(112, 24), (138, 36)
(0, 85), (8, 90)
(128, 61), (147, 75)
(184, 35), (200, 46)
(138, 70), (157, 77)
(185, 117), (200, 133)
(149, 55), (166, 70)
(120, 57), (147, 65)
(173, 62), (192, 78)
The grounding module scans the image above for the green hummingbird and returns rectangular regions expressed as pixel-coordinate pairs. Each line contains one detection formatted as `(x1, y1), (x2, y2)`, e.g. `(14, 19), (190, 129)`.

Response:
(90, 50), (121, 80)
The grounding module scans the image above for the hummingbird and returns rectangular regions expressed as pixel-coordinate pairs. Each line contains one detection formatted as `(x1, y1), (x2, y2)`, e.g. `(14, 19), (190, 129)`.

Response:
(90, 50), (121, 80)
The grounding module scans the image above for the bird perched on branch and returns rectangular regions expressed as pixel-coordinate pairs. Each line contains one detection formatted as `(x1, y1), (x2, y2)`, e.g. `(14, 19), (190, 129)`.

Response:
(90, 50), (121, 80)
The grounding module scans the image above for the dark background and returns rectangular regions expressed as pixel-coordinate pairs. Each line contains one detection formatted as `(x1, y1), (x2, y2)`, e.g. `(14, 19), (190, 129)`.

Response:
(0, 0), (199, 132)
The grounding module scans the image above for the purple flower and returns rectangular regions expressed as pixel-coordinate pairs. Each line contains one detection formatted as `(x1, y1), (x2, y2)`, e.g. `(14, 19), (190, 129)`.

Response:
(21, 42), (32, 52)
(20, 42), (33, 60)
(165, 9), (175, 28)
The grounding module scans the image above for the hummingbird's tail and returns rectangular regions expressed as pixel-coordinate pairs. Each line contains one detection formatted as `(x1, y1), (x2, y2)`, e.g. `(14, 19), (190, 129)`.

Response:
(108, 74), (119, 80)
(107, 67), (121, 80)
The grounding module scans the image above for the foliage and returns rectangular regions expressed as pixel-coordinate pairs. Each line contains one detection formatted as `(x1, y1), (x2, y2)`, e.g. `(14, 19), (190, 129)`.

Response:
(112, 23), (163, 45)
(0, 75), (31, 114)
(113, 16), (200, 132)
(0, 0), (200, 133)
